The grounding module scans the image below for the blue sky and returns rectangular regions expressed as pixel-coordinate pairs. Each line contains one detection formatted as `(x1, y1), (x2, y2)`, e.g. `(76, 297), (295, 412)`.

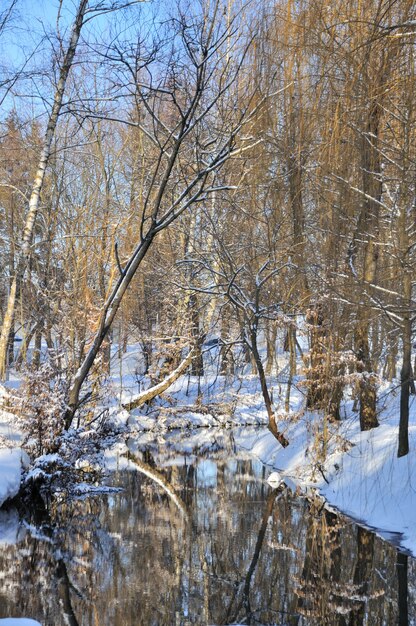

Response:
(0, 0), (214, 121)
(0, 0), (155, 118)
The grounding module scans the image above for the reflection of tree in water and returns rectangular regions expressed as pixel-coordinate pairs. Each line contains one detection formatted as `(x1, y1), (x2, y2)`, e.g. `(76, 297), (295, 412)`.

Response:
(223, 488), (279, 624)
(397, 551), (408, 626)
(0, 450), (413, 625)
(0, 459), (190, 626)
(296, 502), (348, 623)
(295, 500), (406, 626)
(0, 492), (108, 625)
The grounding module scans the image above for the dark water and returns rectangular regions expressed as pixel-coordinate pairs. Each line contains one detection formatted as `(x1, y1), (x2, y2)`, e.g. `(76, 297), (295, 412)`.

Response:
(0, 429), (415, 625)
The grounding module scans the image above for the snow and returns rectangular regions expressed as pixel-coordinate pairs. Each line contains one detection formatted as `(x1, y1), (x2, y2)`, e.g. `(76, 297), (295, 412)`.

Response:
(267, 471), (283, 486)
(0, 509), (26, 546)
(104, 441), (130, 471)
(319, 421), (416, 553)
(0, 448), (27, 507)
(0, 620), (42, 626)
(0, 388), (26, 506)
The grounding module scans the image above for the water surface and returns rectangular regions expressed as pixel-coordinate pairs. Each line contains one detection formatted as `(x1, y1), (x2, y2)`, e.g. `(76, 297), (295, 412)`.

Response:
(0, 429), (414, 625)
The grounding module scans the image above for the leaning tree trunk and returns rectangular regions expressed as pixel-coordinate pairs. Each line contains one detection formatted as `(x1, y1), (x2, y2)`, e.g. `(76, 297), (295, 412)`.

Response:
(249, 326), (289, 448)
(0, 0), (89, 379)
(122, 348), (195, 411)
(64, 235), (154, 428)
(61, 13), (258, 428)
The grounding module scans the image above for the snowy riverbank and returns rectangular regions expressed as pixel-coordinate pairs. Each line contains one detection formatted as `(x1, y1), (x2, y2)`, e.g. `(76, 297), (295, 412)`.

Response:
(235, 413), (416, 555)
(0, 393), (26, 508)
(0, 449), (27, 508)
(1, 362), (415, 557)
(119, 367), (416, 556)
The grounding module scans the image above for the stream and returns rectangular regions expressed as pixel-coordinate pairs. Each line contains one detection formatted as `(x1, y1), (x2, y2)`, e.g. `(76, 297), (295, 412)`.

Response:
(0, 427), (414, 625)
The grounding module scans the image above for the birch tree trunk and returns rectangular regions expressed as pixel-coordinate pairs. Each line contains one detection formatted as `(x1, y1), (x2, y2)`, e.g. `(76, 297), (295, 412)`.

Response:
(0, 0), (89, 379)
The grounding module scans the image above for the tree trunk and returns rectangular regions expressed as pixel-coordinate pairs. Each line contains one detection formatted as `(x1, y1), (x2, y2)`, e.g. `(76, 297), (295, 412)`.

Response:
(306, 305), (326, 410)
(249, 327), (288, 447)
(398, 357), (410, 451)
(64, 235), (154, 427)
(6, 326), (15, 372)
(220, 312), (234, 375)
(0, 279), (16, 378)
(355, 323), (379, 431)
(285, 326), (296, 412)
(0, 0), (89, 379)
(15, 324), (37, 367)
(346, 71), (385, 431)
(352, 96), (382, 431)
(265, 321), (277, 376)
(383, 335), (398, 381)
(189, 294), (204, 376)
(123, 347), (194, 411)
(32, 325), (42, 369)
(398, 274), (412, 457)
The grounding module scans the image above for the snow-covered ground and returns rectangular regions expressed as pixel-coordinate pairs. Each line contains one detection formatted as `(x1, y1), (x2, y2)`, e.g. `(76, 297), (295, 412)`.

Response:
(233, 407), (416, 555)
(0, 390), (26, 507)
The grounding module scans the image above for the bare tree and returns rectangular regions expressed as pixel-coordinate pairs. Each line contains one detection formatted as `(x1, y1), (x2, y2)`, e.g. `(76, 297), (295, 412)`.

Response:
(0, 0), (89, 379)
(63, 1), (258, 427)
(178, 250), (291, 447)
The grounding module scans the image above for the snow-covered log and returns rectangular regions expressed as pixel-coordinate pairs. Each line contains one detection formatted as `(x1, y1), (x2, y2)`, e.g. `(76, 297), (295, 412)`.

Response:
(123, 349), (195, 411)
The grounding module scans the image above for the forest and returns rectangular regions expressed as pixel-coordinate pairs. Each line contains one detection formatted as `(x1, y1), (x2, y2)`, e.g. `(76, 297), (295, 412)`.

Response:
(1, 0), (414, 447)
(0, 0), (415, 623)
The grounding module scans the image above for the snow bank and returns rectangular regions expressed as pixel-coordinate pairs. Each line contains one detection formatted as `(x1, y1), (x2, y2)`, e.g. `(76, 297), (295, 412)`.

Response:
(320, 421), (416, 554)
(0, 394), (25, 507)
(240, 412), (416, 556)
(0, 620), (42, 626)
(0, 448), (26, 507)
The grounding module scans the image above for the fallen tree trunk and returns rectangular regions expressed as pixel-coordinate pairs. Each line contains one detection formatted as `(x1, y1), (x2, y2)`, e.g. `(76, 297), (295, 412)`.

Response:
(123, 348), (195, 411)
